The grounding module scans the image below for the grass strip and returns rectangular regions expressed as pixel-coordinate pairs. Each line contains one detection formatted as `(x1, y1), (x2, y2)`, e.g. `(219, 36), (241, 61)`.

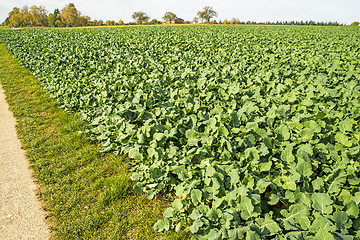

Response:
(0, 44), (190, 240)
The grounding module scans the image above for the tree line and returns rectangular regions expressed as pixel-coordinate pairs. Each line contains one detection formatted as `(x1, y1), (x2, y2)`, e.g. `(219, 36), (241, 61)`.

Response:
(3, 3), (90, 27)
(2, 4), (358, 28)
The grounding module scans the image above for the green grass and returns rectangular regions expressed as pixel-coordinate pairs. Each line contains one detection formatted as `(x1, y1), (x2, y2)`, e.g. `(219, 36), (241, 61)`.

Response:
(0, 44), (190, 239)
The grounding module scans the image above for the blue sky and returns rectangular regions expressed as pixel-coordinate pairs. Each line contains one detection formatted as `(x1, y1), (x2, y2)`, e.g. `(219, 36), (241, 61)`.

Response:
(1, 0), (359, 24)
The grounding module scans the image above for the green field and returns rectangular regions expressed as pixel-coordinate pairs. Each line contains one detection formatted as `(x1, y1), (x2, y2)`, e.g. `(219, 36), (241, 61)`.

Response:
(1, 25), (360, 239)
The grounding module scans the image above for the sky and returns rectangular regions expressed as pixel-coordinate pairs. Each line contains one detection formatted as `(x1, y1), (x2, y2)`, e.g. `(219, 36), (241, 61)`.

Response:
(0, 0), (359, 24)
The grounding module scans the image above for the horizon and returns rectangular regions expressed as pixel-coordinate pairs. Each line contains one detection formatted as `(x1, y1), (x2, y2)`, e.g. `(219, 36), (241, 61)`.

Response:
(1, 0), (359, 25)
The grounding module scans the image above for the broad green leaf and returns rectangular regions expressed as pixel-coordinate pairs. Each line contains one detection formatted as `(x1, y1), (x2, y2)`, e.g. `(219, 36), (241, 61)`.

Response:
(153, 219), (170, 232)
(281, 203), (309, 225)
(268, 194), (280, 205)
(281, 143), (295, 162)
(239, 196), (254, 220)
(277, 124), (290, 140)
(172, 199), (183, 211)
(208, 228), (222, 240)
(256, 214), (281, 235)
(296, 161), (313, 177)
(191, 189), (202, 206)
(311, 193), (333, 215)
(189, 219), (204, 233)
(326, 169), (347, 194)
(128, 147), (143, 161)
(163, 207), (174, 218)
(189, 209), (203, 220)
(335, 133), (352, 147)
(206, 208), (221, 222)
(314, 231), (335, 240)
(229, 169), (240, 187)
(333, 211), (348, 229)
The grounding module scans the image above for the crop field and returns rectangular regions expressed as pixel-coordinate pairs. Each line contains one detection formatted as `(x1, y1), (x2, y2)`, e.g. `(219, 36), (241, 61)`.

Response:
(1, 25), (360, 239)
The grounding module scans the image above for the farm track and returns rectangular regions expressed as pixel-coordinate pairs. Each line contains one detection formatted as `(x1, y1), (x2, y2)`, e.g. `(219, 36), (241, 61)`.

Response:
(0, 83), (49, 240)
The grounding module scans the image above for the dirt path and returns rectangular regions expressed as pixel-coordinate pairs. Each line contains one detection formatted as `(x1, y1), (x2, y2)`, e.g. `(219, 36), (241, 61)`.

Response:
(0, 84), (49, 240)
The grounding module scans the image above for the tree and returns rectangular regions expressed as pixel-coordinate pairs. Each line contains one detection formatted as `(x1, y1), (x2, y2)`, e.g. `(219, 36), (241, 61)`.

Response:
(192, 17), (199, 24)
(30, 5), (48, 26)
(78, 15), (90, 26)
(162, 12), (177, 23)
(197, 6), (217, 23)
(149, 19), (162, 25)
(60, 3), (79, 27)
(223, 19), (228, 24)
(132, 11), (150, 24)
(48, 13), (56, 27)
(350, 22), (359, 26)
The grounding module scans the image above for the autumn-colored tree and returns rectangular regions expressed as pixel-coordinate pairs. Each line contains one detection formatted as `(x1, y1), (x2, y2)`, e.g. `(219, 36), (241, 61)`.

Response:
(78, 15), (90, 26)
(59, 3), (90, 27)
(60, 3), (79, 27)
(48, 13), (56, 27)
(223, 19), (228, 24)
(197, 6), (217, 23)
(132, 11), (150, 24)
(162, 12), (177, 23)
(30, 5), (48, 26)
(53, 8), (62, 27)
(350, 22), (359, 26)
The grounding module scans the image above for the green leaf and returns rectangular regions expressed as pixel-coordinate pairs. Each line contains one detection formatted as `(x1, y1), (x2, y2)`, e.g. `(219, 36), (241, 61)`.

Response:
(256, 214), (281, 235)
(314, 231), (335, 240)
(295, 192), (311, 207)
(163, 207), (174, 218)
(268, 194), (280, 205)
(335, 133), (352, 147)
(333, 211), (348, 229)
(208, 228), (222, 240)
(281, 203), (309, 227)
(153, 219), (169, 232)
(153, 132), (165, 141)
(191, 189), (202, 206)
(310, 214), (337, 233)
(172, 199), (183, 211)
(189, 219), (204, 233)
(128, 147), (143, 161)
(281, 143), (295, 162)
(206, 208), (221, 222)
(296, 161), (313, 177)
(312, 177), (324, 191)
(229, 169), (240, 187)
(208, 117), (217, 129)
(277, 124), (290, 140)
(311, 193), (333, 215)
(189, 209), (203, 220)
(239, 196), (254, 220)
(298, 143), (313, 156)
(219, 124), (229, 137)
(326, 170), (347, 194)
(256, 178), (271, 193)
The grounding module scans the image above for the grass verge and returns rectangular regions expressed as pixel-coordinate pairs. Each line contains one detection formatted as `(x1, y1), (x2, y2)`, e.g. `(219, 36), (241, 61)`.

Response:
(0, 44), (190, 240)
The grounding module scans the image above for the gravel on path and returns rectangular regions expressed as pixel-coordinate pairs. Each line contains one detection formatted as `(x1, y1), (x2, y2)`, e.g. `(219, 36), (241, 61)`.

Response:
(0, 84), (50, 240)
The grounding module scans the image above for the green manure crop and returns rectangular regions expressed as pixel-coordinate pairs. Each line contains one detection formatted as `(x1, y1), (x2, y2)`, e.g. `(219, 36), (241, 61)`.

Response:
(1, 25), (360, 239)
